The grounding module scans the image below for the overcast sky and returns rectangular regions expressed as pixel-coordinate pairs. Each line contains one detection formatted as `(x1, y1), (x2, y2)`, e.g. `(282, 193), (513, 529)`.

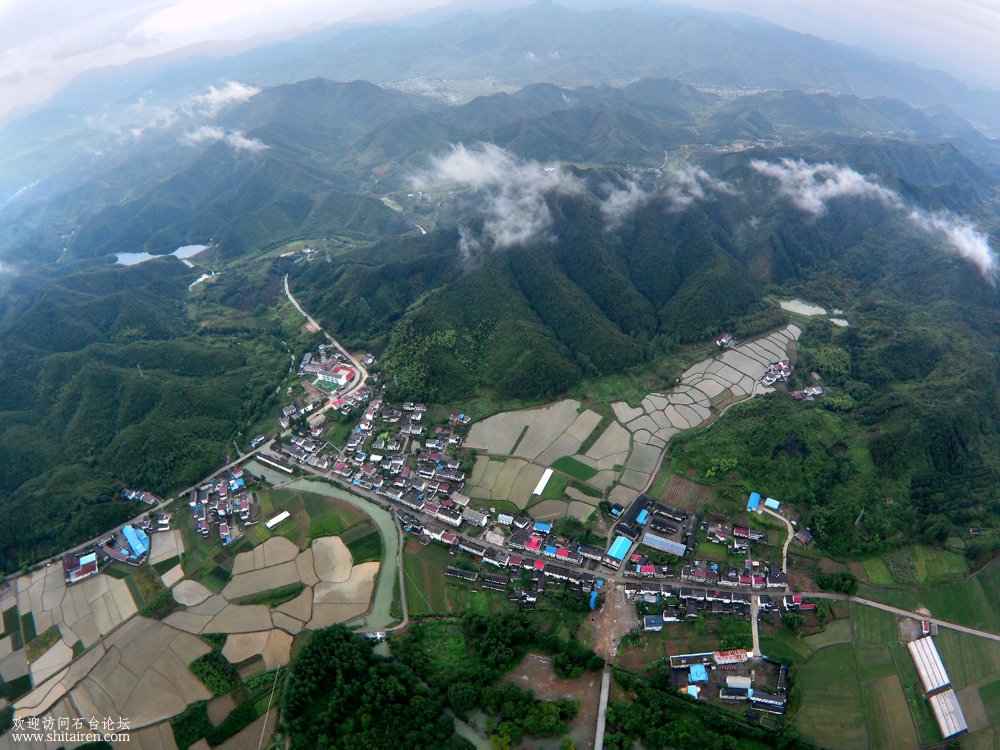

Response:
(1, 0), (998, 122)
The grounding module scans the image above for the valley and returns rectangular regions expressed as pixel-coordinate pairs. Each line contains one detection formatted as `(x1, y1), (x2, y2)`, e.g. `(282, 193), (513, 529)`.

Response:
(2, 2), (1000, 748)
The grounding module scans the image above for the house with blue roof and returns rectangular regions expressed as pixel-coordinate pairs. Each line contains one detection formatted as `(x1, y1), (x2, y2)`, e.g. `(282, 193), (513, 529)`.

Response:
(533, 521), (552, 533)
(607, 535), (633, 561)
(747, 492), (761, 512)
(121, 524), (149, 562)
(689, 664), (709, 682)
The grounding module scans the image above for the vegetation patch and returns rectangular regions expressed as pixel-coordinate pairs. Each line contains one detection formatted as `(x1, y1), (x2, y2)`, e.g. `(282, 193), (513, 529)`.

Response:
(1, 606), (18, 638)
(343, 522), (383, 564)
(19, 612), (36, 642)
(232, 582), (306, 608)
(540, 473), (570, 500)
(190, 651), (241, 696)
(153, 555), (182, 575)
(577, 416), (612, 455)
(170, 701), (212, 750)
(552, 456), (599, 481)
(282, 625), (460, 749)
(24, 626), (61, 663)
(139, 589), (180, 619)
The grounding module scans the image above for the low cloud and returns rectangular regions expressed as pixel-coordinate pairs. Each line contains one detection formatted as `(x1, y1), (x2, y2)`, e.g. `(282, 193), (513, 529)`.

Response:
(752, 158), (997, 280)
(601, 180), (653, 228)
(908, 209), (997, 278)
(411, 143), (583, 251)
(187, 81), (260, 117)
(750, 158), (902, 214)
(600, 165), (731, 228)
(664, 165), (734, 210)
(181, 125), (268, 154)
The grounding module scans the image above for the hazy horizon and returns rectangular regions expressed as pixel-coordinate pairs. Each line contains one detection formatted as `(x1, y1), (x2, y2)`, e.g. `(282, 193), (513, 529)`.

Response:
(1, 0), (998, 124)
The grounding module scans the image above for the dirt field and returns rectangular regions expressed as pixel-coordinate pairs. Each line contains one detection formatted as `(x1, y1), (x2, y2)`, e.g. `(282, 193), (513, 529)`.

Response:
(502, 652), (602, 750)
(655, 473), (717, 513)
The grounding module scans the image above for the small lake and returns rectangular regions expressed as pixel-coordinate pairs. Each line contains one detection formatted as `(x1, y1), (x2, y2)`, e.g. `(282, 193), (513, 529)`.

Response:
(116, 244), (208, 266)
(779, 299), (827, 316)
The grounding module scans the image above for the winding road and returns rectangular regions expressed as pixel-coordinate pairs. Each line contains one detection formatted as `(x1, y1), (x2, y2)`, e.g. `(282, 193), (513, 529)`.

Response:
(283, 274), (369, 399)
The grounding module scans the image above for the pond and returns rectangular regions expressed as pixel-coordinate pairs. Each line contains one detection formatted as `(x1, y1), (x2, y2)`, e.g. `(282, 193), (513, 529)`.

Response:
(778, 298), (827, 316)
(116, 243), (209, 266)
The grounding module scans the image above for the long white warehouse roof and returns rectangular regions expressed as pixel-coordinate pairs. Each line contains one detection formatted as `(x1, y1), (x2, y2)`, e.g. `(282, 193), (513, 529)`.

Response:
(532, 468), (553, 496)
(907, 636), (951, 694)
(929, 689), (968, 738)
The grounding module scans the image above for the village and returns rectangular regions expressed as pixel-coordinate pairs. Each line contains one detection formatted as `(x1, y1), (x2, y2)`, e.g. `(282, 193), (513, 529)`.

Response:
(20, 322), (969, 746)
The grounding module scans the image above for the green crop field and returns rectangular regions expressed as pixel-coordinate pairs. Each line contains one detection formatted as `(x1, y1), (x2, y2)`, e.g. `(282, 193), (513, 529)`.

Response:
(858, 559), (1000, 634)
(934, 629), (1000, 689)
(852, 603), (898, 645)
(402, 540), (453, 617)
(551, 456), (599, 481)
(979, 679), (1000, 725)
(861, 556), (894, 585)
(793, 644), (869, 749)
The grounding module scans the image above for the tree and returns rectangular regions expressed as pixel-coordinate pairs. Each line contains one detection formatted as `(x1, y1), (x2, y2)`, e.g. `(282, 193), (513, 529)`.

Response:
(782, 612), (805, 634)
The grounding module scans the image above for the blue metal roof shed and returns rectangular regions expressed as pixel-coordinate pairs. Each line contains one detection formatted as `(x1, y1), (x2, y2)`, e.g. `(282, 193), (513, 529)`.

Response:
(607, 535), (632, 560)
(637, 509), (649, 525)
(764, 497), (780, 510)
(121, 524), (149, 558)
(534, 522), (552, 533)
(747, 492), (761, 511)
(689, 664), (709, 683)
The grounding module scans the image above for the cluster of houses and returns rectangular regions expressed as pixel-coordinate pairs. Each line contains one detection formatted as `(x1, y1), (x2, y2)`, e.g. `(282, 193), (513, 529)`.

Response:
(760, 359), (792, 387)
(669, 651), (789, 714)
(121, 489), (162, 505)
(707, 522), (768, 556)
(790, 385), (826, 401)
(187, 467), (256, 545)
(610, 494), (693, 558)
(62, 521), (152, 584)
(679, 560), (787, 589)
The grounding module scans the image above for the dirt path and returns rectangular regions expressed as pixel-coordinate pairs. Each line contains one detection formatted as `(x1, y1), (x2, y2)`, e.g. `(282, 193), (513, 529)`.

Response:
(750, 595), (761, 655)
(763, 507), (795, 572)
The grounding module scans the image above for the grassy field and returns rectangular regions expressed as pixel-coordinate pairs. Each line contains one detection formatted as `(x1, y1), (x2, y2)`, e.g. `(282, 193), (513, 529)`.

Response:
(861, 556), (894, 585)
(25, 626), (61, 663)
(403, 540), (454, 617)
(541, 473), (570, 500)
(858, 561), (1000, 634)
(934, 628), (1000, 689)
(342, 520), (383, 564)
(979, 679), (1000, 725)
(862, 546), (968, 586)
(552, 456), (599, 481)
(773, 604), (956, 748)
(792, 644), (870, 750)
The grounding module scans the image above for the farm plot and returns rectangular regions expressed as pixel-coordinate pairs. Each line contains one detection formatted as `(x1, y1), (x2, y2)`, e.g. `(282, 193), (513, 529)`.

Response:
(793, 644), (869, 749)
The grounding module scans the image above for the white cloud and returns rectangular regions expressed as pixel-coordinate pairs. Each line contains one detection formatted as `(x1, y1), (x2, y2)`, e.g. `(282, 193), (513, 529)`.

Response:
(187, 81), (260, 116)
(908, 208), (997, 279)
(411, 142), (583, 250)
(601, 180), (653, 228)
(750, 158), (902, 214)
(181, 125), (268, 153)
(600, 164), (731, 228)
(752, 158), (998, 279)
